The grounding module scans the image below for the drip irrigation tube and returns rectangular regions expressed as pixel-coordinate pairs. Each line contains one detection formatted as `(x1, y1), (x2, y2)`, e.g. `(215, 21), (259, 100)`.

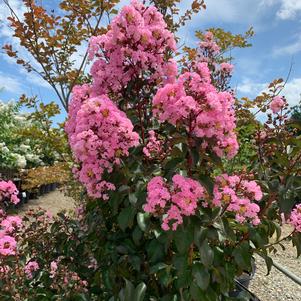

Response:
(272, 260), (301, 286)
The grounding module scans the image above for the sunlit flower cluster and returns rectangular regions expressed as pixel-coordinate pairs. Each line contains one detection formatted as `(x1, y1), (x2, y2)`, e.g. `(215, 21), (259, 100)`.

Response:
(289, 204), (301, 232)
(88, 0), (177, 96)
(270, 96), (285, 114)
(66, 95), (139, 199)
(211, 174), (262, 225)
(143, 130), (166, 159)
(144, 175), (205, 230)
(0, 180), (21, 257)
(0, 180), (20, 205)
(152, 62), (239, 158)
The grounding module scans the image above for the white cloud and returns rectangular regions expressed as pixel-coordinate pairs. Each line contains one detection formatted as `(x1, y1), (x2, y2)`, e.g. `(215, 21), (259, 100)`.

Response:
(237, 77), (301, 107)
(261, 0), (301, 20)
(183, 0), (276, 29)
(281, 78), (301, 106)
(277, 0), (301, 19)
(273, 35), (301, 56)
(21, 70), (52, 89)
(0, 0), (26, 38)
(237, 78), (267, 96)
(0, 72), (23, 93)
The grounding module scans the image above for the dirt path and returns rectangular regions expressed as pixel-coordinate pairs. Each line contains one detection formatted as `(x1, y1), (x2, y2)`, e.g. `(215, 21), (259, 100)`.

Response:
(18, 190), (76, 216)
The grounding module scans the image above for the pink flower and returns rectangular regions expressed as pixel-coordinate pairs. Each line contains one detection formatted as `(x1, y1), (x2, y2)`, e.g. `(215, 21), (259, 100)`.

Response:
(211, 174), (263, 225)
(152, 66), (239, 159)
(143, 130), (165, 159)
(0, 180), (20, 205)
(270, 96), (285, 114)
(199, 31), (220, 55)
(144, 174), (206, 231)
(220, 62), (234, 73)
(66, 94), (139, 199)
(289, 204), (301, 232)
(0, 235), (17, 256)
(50, 261), (58, 278)
(1, 216), (22, 234)
(143, 176), (170, 213)
(88, 0), (177, 96)
(162, 205), (183, 231)
(24, 261), (39, 279)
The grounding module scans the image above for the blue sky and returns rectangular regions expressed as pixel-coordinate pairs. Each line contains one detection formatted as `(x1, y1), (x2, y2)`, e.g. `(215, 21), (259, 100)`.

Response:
(1, 0), (301, 123)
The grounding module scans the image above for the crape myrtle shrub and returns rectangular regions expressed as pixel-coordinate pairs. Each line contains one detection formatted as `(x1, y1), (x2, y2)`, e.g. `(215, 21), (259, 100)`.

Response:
(1, 1), (301, 301)
(64, 0), (301, 299)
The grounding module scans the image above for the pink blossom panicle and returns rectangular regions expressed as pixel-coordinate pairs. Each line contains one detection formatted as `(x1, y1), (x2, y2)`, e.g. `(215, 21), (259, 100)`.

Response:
(0, 180), (20, 205)
(144, 175), (205, 231)
(152, 63), (239, 159)
(24, 261), (39, 279)
(212, 174), (262, 225)
(88, 0), (177, 96)
(66, 94), (139, 199)
(289, 204), (301, 232)
(270, 96), (285, 114)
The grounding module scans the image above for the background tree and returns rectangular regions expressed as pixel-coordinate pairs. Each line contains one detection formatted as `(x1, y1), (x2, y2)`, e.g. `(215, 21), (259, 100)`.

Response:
(3, 0), (120, 111)
(3, 0), (206, 112)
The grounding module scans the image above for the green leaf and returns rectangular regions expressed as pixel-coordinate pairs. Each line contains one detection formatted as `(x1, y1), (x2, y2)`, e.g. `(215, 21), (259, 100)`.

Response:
(189, 282), (203, 300)
(150, 263), (169, 274)
(174, 228), (193, 254)
(193, 263), (210, 290)
(199, 175), (214, 196)
(129, 193), (138, 204)
(124, 279), (135, 301)
(194, 226), (208, 248)
(232, 242), (251, 270)
(164, 157), (183, 173)
(132, 226), (143, 245)
(292, 232), (301, 257)
(147, 240), (164, 263)
(200, 240), (214, 267)
(175, 269), (192, 289)
(118, 207), (136, 231)
(133, 282), (146, 301)
(137, 212), (149, 232)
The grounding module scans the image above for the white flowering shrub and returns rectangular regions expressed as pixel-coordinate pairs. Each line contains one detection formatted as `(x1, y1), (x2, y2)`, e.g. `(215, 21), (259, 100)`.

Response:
(0, 101), (55, 170)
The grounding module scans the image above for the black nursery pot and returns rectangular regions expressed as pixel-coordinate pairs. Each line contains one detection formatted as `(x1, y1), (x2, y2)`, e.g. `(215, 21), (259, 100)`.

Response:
(39, 185), (46, 196)
(229, 259), (260, 300)
(28, 191), (38, 200)
(45, 184), (51, 193)
(50, 183), (56, 191)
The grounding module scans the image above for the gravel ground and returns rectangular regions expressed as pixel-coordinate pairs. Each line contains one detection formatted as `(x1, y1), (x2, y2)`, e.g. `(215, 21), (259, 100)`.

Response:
(18, 189), (76, 216)
(249, 226), (301, 301)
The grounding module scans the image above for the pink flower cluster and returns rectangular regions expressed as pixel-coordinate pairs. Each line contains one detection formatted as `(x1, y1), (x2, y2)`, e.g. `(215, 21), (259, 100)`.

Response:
(143, 130), (165, 159)
(270, 96), (285, 114)
(199, 31), (220, 57)
(220, 62), (234, 74)
(0, 180), (21, 257)
(65, 84), (92, 142)
(0, 180), (20, 205)
(152, 62), (239, 159)
(211, 174), (262, 225)
(24, 261), (39, 279)
(50, 260), (58, 278)
(0, 214), (21, 256)
(289, 204), (301, 232)
(144, 175), (205, 230)
(88, 0), (177, 95)
(66, 95), (139, 199)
